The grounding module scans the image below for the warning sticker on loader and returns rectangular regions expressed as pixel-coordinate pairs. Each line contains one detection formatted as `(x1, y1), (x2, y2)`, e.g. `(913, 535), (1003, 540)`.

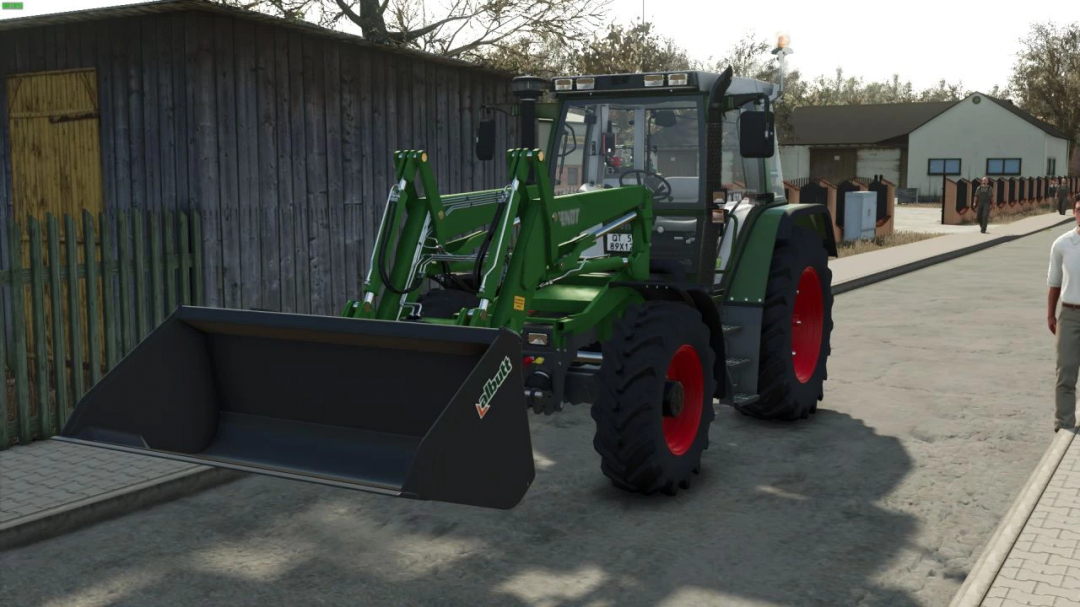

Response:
(513, 296), (525, 311)
(476, 356), (513, 419)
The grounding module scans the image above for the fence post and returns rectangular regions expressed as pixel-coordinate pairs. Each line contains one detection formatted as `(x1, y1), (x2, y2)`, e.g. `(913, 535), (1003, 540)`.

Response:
(179, 212), (191, 306)
(65, 214), (86, 409)
(84, 211), (102, 385)
(29, 217), (50, 437)
(165, 210), (177, 313)
(47, 215), (69, 432)
(118, 210), (134, 355)
(0, 287), (8, 449)
(133, 209), (149, 341)
(8, 220), (31, 444)
(100, 212), (119, 370)
(192, 211), (204, 306)
(150, 211), (164, 326)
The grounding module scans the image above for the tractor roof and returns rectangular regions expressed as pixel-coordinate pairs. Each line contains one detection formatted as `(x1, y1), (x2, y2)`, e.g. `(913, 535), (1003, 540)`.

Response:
(550, 71), (775, 98)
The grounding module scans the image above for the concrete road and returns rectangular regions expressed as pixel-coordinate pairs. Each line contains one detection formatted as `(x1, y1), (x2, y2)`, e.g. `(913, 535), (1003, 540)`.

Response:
(0, 228), (1069, 607)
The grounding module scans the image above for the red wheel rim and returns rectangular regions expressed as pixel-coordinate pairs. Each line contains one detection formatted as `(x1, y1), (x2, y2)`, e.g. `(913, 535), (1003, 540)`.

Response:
(792, 266), (824, 383)
(663, 345), (704, 456)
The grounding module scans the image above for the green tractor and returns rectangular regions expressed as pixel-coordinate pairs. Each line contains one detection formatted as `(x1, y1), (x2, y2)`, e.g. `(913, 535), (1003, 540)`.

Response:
(58, 63), (836, 511)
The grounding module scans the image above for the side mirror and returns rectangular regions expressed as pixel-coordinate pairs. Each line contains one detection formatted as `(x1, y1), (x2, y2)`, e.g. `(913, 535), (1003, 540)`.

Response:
(476, 119), (496, 161)
(739, 111), (775, 158)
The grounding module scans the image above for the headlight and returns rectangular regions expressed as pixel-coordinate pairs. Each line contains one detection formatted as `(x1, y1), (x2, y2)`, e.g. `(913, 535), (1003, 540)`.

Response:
(575, 77), (595, 90)
(643, 74), (664, 87)
(667, 73), (689, 86)
(554, 78), (573, 91)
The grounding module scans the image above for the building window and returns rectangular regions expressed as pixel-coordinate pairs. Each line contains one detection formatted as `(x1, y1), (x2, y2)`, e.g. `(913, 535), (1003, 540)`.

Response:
(986, 158), (1021, 175)
(1048, 158), (1057, 175)
(928, 158), (961, 175)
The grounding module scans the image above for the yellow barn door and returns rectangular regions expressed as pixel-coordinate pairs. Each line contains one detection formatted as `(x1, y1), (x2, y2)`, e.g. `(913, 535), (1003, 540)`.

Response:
(7, 68), (105, 400)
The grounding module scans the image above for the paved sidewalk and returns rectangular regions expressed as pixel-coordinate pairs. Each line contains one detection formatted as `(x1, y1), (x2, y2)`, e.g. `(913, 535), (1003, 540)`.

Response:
(829, 211), (1071, 293)
(0, 439), (240, 551)
(951, 429), (1080, 607)
(0, 209), (1070, 553)
(894, 206), (981, 235)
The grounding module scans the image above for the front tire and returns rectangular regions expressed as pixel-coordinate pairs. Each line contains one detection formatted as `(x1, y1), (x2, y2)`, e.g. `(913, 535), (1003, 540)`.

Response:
(735, 223), (833, 421)
(591, 301), (717, 495)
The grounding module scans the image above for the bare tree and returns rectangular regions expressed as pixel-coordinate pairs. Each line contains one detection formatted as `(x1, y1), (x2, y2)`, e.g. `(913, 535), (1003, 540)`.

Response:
(216, 0), (606, 62)
(567, 20), (694, 75)
(219, 0), (321, 21)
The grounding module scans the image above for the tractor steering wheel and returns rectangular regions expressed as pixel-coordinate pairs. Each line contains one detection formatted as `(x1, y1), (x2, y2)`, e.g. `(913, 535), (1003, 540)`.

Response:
(619, 169), (674, 203)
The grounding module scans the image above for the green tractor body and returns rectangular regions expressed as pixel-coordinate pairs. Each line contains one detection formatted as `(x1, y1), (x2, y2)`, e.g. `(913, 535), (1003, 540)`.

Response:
(59, 68), (836, 510)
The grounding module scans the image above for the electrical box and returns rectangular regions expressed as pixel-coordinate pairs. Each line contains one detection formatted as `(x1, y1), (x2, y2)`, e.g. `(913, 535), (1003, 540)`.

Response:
(843, 191), (877, 241)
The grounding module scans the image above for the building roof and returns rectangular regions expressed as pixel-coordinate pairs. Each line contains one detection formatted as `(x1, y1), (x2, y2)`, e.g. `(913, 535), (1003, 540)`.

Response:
(781, 101), (956, 146)
(781, 94), (1071, 146)
(982, 95), (1070, 140)
(0, 0), (512, 76)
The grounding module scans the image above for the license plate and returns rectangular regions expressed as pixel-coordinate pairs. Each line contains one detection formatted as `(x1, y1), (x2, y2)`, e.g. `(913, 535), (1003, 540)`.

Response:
(604, 233), (633, 253)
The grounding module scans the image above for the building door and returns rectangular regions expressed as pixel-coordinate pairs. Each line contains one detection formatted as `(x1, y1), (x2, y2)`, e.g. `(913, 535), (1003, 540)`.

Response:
(809, 148), (857, 184)
(7, 68), (104, 388)
(8, 68), (103, 223)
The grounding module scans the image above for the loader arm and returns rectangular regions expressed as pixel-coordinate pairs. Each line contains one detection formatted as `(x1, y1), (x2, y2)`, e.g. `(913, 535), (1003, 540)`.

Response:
(347, 149), (654, 334)
(469, 149), (653, 331)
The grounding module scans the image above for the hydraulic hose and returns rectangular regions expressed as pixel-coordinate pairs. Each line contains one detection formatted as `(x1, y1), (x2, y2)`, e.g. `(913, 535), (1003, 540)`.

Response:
(472, 194), (508, 292)
(377, 195), (425, 296)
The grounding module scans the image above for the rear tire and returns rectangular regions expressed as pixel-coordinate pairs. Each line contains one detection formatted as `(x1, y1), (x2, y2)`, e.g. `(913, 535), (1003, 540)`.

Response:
(591, 301), (717, 495)
(734, 223), (833, 421)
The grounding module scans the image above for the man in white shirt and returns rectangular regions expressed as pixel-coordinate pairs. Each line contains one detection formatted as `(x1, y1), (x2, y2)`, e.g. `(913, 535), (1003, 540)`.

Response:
(1049, 195), (1080, 431)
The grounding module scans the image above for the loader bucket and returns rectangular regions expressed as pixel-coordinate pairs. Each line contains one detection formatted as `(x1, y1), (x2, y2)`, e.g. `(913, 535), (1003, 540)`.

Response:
(58, 305), (535, 510)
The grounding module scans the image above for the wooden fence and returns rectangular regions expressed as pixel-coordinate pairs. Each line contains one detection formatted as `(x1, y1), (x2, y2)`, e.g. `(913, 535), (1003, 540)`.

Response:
(783, 176), (896, 243)
(0, 208), (204, 449)
(942, 176), (1079, 225)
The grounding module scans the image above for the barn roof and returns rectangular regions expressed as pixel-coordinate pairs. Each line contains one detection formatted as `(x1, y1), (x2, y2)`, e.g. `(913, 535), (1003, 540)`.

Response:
(0, 0), (513, 77)
(781, 94), (1070, 146)
(780, 101), (957, 146)
(982, 95), (1070, 140)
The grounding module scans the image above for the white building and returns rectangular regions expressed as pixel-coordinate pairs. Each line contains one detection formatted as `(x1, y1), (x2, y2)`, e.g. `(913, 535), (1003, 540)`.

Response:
(779, 93), (1071, 200)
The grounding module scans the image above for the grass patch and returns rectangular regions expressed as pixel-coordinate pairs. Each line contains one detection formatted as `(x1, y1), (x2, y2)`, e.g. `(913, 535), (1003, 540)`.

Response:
(988, 203), (1059, 224)
(836, 230), (942, 258)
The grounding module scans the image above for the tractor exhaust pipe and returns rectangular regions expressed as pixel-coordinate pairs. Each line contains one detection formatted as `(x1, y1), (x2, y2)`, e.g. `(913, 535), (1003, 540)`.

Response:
(511, 76), (547, 151)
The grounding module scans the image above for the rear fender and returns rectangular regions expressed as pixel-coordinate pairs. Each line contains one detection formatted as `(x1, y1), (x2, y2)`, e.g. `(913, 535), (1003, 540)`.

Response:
(780, 204), (838, 257)
(725, 203), (836, 306)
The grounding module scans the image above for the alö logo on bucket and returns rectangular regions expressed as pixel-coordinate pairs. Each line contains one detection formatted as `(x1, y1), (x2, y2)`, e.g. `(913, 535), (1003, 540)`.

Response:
(476, 356), (513, 419)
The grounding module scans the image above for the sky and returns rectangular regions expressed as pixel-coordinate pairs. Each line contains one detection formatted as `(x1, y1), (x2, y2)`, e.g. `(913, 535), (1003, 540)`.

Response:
(3, 0), (1079, 94)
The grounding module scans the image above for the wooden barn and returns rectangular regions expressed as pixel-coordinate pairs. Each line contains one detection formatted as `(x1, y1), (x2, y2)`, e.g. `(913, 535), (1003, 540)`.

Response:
(0, 0), (519, 317)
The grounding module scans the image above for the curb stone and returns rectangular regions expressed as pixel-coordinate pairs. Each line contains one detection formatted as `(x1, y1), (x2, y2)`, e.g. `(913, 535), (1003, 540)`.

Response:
(833, 216), (1072, 294)
(0, 465), (245, 552)
(948, 429), (1077, 607)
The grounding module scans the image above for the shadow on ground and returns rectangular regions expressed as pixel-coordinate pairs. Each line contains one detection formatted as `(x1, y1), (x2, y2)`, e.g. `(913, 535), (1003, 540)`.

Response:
(0, 403), (917, 607)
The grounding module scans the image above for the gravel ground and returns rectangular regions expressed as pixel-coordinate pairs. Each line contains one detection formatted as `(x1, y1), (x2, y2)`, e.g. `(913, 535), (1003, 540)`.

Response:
(0, 227), (1067, 607)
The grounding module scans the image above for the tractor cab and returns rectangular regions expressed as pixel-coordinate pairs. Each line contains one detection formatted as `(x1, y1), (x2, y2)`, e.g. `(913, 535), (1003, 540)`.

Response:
(534, 70), (788, 286)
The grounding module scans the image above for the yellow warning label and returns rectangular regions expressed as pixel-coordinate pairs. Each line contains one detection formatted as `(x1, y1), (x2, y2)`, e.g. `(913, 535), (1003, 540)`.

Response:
(513, 296), (526, 311)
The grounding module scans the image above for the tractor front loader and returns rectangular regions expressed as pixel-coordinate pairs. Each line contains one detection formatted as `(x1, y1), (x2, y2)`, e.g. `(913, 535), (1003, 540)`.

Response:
(59, 54), (837, 510)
